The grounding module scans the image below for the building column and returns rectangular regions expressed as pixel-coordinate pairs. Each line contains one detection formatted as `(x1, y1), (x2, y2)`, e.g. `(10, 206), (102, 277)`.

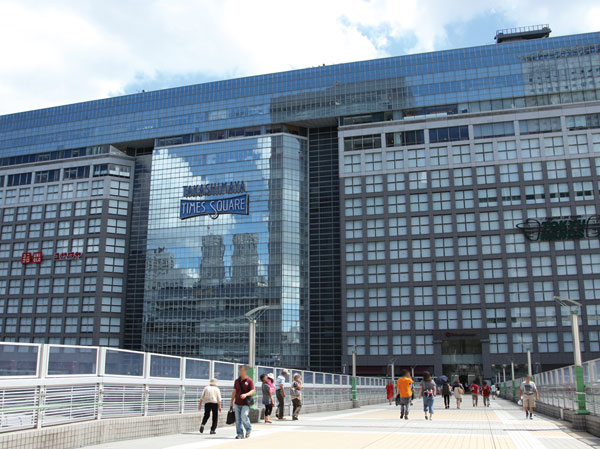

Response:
(433, 338), (443, 376)
(481, 339), (492, 379)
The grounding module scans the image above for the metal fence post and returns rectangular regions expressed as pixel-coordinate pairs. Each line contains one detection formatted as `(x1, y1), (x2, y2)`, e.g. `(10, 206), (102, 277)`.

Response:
(36, 385), (46, 429)
(180, 386), (186, 414)
(143, 385), (149, 417)
(97, 384), (104, 420)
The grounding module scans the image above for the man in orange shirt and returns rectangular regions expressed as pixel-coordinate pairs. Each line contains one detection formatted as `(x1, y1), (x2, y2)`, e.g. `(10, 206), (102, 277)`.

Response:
(396, 370), (413, 420)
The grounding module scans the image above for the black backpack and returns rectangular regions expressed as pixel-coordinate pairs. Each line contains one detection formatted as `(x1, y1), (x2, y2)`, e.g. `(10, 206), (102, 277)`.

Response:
(442, 383), (451, 395)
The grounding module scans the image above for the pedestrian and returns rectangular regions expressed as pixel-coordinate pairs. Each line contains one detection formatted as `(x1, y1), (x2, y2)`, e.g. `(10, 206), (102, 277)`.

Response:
(519, 375), (539, 420)
(482, 381), (491, 407)
(229, 365), (255, 439)
(396, 370), (413, 420)
(419, 371), (436, 421)
(291, 373), (303, 420)
(453, 382), (464, 409)
(198, 378), (221, 434)
(275, 369), (289, 420)
(491, 383), (497, 399)
(442, 380), (451, 409)
(386, 381), (394, 405)
(470, 381), (480, 407)
(260, 374), (274, 423)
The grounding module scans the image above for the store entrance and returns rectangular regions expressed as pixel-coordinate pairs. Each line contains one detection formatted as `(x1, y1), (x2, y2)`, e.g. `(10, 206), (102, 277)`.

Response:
(441, 339), (483, 384)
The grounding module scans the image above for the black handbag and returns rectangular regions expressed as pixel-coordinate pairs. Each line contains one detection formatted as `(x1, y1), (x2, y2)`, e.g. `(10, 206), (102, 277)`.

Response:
(226, 409), (236, 425)
(246, 396), (255, 406)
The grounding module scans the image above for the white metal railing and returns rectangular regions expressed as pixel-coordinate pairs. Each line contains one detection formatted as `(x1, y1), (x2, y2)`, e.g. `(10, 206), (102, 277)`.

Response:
(498, 356), (600, 413)
(0, 342), (385, 433)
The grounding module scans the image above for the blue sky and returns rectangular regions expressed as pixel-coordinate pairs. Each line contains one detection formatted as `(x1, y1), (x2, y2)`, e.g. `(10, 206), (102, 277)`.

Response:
(0, 0), (598, 115)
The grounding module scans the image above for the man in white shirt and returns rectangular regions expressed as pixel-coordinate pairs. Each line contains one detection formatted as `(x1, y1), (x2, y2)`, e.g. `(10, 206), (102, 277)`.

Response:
(275, 370), (289, 420)
(519, 375), (539, 420)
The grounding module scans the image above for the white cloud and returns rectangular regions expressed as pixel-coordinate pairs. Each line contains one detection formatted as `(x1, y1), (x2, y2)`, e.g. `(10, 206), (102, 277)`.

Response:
(0, 0), (598, 114)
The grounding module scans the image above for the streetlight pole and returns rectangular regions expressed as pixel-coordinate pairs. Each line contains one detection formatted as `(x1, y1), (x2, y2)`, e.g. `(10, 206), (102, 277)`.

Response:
(511, 362), (516, 399)
(502, 365), (507, 397)
(352, 349), (358, 408)
(526, 349), (532, 377)
(244, 305), (270, 410)
(555, 296), (589, 415)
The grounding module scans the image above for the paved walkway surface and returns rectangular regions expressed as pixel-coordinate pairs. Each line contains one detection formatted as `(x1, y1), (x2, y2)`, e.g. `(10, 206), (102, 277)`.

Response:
(83, 398), (600, 449)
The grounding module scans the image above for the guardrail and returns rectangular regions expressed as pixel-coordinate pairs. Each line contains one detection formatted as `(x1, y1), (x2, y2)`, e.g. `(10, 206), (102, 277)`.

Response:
(0, 342), (386, 433)
(499, 357), (600, 414)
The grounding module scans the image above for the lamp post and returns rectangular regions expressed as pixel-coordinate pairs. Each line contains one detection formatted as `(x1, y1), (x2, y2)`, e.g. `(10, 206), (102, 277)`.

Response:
(554, 296), (589, 415)
(527, 349), (532, 377)
(352, 348), (358, 407)
(511, 362), (516, 399)
(502, 365), (507, 397)
(244, 305), (270, 409)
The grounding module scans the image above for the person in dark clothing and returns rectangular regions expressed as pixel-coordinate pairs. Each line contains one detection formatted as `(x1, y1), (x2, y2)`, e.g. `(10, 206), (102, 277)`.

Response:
(442, 381), (452, 409)
(260, 374), (274, 423)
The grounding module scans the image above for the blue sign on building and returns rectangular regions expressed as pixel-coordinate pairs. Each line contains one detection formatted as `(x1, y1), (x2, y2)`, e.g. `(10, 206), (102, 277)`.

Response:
(180, 194), (249, 220)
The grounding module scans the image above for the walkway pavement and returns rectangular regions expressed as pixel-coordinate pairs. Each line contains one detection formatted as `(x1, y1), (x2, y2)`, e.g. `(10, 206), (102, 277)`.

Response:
(83, 398), (600, 449)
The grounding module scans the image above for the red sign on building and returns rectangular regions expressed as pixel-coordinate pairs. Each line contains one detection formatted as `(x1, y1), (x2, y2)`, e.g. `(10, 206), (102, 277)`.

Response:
(22, 252), (44, 264)
(54, 252), (82, 261)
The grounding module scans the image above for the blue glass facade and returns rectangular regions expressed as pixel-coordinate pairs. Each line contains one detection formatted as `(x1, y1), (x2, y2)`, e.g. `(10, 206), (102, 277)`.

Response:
(0, 31), (600, 372)
(143, 135), (308, 366)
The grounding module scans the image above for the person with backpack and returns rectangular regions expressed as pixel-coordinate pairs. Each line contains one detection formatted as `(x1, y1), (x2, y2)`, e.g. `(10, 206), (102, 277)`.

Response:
(290, 373), (303, 420)
(482, 381), (491, 407)
(198, 378), (221, 434)
(491, 383), (497, 399)
(229, 365), (255, 439)
(469, 381), (480, 407)
(453, 381), (464, 409)
(419, 371), (436, 420)
(442, 380), (452, 409)
(260, 374), (274, 423)
(396, 370), (413, 420)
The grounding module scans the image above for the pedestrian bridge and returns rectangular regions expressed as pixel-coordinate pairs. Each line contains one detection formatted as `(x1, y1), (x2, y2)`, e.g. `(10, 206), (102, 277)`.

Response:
(82, 398), (598, 449)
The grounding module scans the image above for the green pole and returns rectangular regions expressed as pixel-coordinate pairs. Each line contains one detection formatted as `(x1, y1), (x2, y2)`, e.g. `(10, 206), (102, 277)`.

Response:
(352, 377), (357, 401)
(574, 366), (589, 414)
(247, 366), (258, 410)
(570, 311), (589, 415)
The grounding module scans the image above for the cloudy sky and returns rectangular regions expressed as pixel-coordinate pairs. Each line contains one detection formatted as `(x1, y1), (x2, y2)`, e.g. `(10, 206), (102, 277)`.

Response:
(0, 0), (599, 115)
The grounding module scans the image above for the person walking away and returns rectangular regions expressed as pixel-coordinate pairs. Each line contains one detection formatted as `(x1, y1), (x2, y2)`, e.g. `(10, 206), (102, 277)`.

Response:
(290, 374), (303, 420)
(419, 371), (436, 420)
(386, 381), (394, 405)
(470, 382), (480, 407)
(519, 375), (539, 420)
(230, 365), (255, 439)
(482, 381), (491, 407)
(442, 381), (451, 409)
(491, 383), (497, 399)
(198, 378), (221, 434)
(396, 370), (413, 420)
(260, 374), (274, 423)
(275, 369), (289, 420)
(453, 382), (464, 409)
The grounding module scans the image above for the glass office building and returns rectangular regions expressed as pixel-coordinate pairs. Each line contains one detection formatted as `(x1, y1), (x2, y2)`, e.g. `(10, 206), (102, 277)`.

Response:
(0, 26), (600, 374)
